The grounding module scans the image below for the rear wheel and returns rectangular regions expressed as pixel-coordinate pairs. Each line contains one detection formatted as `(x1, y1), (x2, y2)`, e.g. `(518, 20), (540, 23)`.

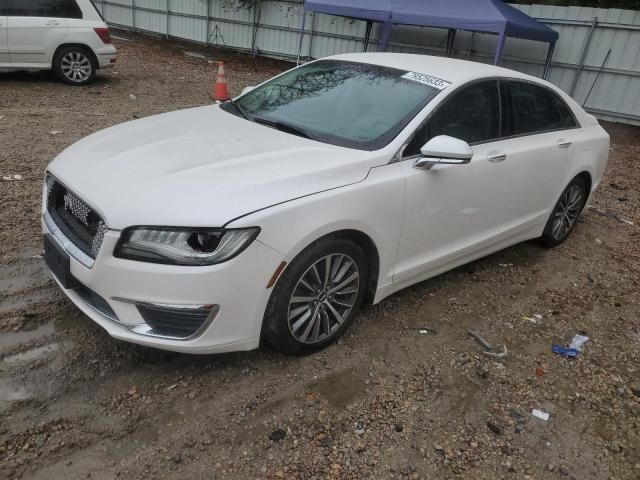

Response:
(262, 237), (368, 355)
(53, 46), (96, 85)
(540, 176), (588, 247)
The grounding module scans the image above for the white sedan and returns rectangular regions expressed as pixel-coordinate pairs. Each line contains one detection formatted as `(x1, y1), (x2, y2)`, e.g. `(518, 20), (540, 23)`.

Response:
(42, 53), (609, 354)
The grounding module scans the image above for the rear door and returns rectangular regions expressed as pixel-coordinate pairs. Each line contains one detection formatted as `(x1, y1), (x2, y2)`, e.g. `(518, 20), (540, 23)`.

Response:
(6, 0), (81, 66)
(495, 80), (579, 228)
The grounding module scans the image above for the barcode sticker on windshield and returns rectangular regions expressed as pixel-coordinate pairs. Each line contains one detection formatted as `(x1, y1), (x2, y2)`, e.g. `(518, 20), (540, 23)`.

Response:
(402, 72), (451, 90)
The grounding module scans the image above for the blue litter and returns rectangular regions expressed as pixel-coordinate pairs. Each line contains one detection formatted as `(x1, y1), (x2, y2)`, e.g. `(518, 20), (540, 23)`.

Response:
(552, 345), (578, 358)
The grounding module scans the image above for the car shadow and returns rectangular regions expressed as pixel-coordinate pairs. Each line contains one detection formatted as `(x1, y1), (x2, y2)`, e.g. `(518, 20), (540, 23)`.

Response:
(0, 69), (113, 86)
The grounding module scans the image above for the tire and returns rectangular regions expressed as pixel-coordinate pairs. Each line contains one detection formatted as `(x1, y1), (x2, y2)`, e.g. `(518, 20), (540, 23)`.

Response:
(53, 46), (97, 86)
(539, 176), (588, 247)
(262, 237), (369, 355)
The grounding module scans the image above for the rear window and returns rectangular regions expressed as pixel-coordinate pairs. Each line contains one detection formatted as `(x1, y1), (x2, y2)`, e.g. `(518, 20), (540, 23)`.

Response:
(504, 81), (577, 136)
(1, 0), (83, 19)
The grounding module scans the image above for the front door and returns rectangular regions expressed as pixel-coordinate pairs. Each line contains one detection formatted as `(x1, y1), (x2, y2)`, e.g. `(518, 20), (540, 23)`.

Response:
(393, 80), (513, 282)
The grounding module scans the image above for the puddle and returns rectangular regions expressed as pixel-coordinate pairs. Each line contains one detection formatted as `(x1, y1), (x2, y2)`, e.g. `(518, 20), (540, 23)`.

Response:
(0, 257), (49, 296)
(0, 312), (85, 351)
(0, 378), (31, 413)
(0, 323), (55, 350)
(0, 289), (57, 315)
(307, 368), (366, 409)
(2, 343), (60, 365)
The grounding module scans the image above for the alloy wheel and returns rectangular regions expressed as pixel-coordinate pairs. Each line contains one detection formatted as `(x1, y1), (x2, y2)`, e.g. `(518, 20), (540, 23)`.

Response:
(551, 184), (583, 240)
(287, 254), (360, 344)
(61, 52), (92, 83)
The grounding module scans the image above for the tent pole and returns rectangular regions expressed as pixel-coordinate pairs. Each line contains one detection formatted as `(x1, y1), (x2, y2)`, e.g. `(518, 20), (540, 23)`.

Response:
(378, 20), (392, 52)
(296, 8), (307, 66)
(493, 31), (506, 65)
(446, 29), (457, 56)
(543, 41), (556, 80)
(363, 21), (373, 52)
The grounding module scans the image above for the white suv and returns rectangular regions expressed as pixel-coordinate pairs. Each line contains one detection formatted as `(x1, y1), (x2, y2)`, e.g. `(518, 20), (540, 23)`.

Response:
(0, 0), (117, 85)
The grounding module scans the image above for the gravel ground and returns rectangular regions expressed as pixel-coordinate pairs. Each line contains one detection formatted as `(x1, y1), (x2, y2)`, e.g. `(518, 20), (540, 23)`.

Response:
(1, 33), (639, 480)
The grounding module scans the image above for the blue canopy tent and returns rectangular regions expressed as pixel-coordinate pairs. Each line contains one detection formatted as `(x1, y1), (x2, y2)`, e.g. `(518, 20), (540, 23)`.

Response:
(390, 0), (559, 77)
(296, 0), (393, 63)
(297, 0), (559, 78)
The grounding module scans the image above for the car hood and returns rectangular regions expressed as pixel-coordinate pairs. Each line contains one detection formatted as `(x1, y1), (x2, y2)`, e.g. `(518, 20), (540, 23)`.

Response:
(47, 105), (373, 230)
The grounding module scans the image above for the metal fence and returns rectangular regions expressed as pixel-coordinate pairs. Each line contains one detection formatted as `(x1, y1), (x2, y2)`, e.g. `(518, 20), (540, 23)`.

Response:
(93, 0), (640, 126)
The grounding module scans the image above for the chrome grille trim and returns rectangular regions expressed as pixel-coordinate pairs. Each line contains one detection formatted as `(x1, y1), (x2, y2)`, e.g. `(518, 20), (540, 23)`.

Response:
(63, 190), (91, 225)
(44, 175), (109, 267)
(91, 221), (108, 257)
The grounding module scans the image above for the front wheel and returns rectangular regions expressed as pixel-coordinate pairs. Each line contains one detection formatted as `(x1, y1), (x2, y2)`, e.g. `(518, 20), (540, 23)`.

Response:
(539, 176), (588, 247)
(262, 237), (368, 355)
(53, 46), (97, 86)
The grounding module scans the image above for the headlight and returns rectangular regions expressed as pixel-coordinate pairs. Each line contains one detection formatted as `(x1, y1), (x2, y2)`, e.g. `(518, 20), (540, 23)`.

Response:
(114, 227), (260, 266)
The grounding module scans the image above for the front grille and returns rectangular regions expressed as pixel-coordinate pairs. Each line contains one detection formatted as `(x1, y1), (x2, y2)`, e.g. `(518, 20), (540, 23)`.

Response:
(45, 176), (107, 260)
(74, 284), (118, 321)
(136, 304), (214, 339)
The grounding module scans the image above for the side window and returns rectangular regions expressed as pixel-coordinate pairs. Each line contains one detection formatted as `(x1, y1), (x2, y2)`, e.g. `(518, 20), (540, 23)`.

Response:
(403, 81), (501, 157)
(548, 91), (578, 129)
(505, 81), (576, 136)
(4, 0), (83, 19)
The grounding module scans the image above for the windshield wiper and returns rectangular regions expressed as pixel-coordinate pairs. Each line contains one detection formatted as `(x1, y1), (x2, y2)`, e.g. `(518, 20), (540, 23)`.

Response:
(226, 98), (249, 120)
(252, 117), (312, 139)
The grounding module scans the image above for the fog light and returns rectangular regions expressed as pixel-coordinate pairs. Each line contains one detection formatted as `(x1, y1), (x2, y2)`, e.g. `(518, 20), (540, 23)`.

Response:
(130, 302), (219, 339)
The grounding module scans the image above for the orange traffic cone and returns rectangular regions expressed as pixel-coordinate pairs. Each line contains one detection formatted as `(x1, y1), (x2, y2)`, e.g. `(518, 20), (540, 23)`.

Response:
(212, 61), (230, 102)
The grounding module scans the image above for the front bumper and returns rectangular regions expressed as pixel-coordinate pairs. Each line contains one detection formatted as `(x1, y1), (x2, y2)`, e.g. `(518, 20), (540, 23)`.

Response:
(42, 220), (282, 354)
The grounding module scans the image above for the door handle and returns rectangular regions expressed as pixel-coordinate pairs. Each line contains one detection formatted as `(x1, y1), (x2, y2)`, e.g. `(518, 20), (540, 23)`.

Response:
(558, 141), (572, 149)
(46, 20), (61, 26)
(487, 153), (507, 163)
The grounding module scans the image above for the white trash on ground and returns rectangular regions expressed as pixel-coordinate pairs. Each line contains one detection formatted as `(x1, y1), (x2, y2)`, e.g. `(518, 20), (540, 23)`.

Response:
(532, 409), (550, 421)
(569, 334), (590, 351)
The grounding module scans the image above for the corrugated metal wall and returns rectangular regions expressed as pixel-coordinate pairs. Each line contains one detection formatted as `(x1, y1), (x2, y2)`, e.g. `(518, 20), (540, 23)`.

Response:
(93, 0), (640, 125)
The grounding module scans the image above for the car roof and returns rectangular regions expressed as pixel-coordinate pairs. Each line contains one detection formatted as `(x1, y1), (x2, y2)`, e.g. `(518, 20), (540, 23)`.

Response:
(327, 52), (536, 87)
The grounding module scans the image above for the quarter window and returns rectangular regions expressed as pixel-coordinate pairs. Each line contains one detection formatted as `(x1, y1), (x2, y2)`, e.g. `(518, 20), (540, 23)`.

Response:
(403, 80), (501, 157)
(1, 0), (83, 19)
(504, 81), (577, 136)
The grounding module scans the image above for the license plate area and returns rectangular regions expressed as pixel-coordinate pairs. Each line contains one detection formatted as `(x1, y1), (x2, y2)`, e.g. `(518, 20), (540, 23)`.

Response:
(44, 234), (79, 289)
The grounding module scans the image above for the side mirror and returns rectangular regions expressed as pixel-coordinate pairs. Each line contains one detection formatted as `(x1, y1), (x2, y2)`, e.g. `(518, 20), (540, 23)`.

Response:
(240, 85), (256, 96)
(413, 135), (473, 170)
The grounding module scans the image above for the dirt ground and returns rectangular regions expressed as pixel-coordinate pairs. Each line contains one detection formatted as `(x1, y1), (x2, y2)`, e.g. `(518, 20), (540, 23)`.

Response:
(1, 33), (639, 480)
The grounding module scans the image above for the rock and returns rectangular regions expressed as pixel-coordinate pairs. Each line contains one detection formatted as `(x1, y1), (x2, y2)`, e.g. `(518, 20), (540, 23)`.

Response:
(269, 429), (286, 442)
(559, 465), (570, 476)
(399, 464), (415, 476)
(486, 420), (503, 436)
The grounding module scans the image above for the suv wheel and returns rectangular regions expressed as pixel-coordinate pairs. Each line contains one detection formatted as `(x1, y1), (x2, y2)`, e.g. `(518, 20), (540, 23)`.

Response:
(53, 46), (96, 85)
(262, 237), (368, 355)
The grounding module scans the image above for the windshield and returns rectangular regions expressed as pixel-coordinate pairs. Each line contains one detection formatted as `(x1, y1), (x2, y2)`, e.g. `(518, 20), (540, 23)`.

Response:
(225, 60), (446, 151)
